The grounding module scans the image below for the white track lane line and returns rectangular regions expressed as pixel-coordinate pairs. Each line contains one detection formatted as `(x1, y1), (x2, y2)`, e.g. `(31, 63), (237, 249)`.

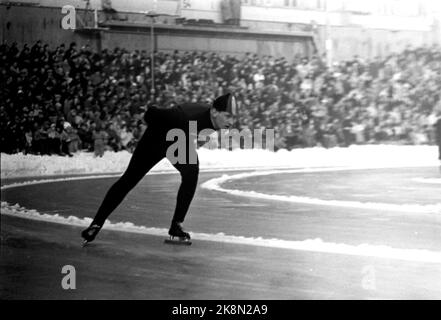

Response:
(412, 178), (441, 184)
(2, 202), (441, 264)
(2, 166), (441, 263)
(201, 169), (441, 214)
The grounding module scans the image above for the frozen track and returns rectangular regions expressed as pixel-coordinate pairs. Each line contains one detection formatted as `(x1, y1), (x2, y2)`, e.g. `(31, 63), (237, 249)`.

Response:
(1, 167), (441, 299)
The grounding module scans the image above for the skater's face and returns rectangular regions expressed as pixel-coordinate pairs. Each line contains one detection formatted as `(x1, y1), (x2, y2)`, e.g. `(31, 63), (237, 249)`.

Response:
(210, 108), (234, 130)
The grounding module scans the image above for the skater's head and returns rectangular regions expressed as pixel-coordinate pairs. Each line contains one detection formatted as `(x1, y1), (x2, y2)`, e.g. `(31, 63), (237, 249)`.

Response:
(210, 93), (237, 130)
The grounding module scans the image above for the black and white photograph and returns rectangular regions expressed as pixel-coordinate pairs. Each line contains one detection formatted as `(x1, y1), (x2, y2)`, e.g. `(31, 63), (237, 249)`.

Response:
(1, 0), (440, 304)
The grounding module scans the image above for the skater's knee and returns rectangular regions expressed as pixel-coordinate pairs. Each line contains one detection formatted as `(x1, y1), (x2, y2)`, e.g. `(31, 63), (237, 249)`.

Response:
(180, 164), (199, 181)
(115, 172), (142, 190)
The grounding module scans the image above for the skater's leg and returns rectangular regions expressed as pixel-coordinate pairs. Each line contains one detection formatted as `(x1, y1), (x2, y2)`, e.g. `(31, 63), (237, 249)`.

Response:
(170, 158), (199, 224)
(91, 133), (165, 227)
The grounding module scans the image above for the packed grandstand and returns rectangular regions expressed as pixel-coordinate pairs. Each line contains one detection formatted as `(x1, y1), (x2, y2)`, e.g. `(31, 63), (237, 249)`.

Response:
(1, 41), (440, 156)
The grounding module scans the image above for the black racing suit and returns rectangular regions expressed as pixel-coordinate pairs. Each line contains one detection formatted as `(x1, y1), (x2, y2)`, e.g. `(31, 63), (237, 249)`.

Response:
(91, 103), (215, 227)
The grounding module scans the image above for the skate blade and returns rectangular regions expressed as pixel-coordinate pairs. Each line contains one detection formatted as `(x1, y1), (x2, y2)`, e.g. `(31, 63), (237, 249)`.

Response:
(164, 238), (192, 246)
(82, 240), (89, 247)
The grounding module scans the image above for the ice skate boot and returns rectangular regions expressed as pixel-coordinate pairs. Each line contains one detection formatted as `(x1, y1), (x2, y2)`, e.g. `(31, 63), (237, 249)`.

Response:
(165, 222), (192, 245)
(81, 224), (102, 246)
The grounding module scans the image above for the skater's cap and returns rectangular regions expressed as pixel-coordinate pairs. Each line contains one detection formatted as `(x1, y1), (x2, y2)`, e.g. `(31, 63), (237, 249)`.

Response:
(212, 93), (237, 116)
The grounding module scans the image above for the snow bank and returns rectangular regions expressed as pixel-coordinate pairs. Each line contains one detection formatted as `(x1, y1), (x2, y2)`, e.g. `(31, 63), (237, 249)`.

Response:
(2, 201), (441, 263)
(1, 145), (439, 179)
(2, 146), (440, 262)
(201, 169), (441, 214)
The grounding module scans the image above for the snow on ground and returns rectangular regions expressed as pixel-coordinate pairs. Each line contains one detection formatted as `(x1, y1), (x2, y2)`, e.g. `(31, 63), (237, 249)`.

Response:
(2, 192), (441, 263)
(1, 146), (440, 264)
(201, 169), (441, 214)
(1, 145), (439, 179)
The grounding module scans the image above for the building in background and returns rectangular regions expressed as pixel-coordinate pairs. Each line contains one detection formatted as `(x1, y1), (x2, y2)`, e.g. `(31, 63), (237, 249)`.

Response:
(1, 0), (439, 62)
(181, 0), (440, 61)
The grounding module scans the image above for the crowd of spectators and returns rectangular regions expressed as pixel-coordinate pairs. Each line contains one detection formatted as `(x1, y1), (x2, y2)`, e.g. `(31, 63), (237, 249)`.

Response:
(1, 40), (440, 155)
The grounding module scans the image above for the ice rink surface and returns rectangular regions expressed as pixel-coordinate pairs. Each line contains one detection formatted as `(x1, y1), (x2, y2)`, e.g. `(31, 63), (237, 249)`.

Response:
(1, 165), (440, 299)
